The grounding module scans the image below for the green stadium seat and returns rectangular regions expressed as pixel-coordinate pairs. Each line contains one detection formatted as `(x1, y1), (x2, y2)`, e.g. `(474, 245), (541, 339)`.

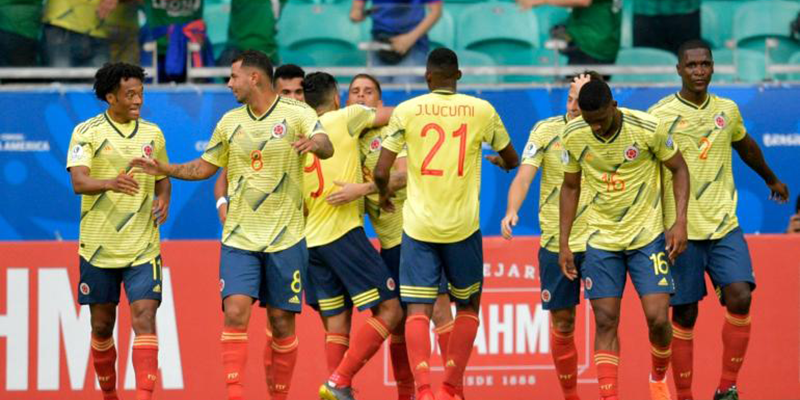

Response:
(429, 9), (456, 49)
(277, 3), (365, 66)
(532, 5), (569, 46)
(713, 48), (767, 83)
(457, 50), (500, 84)
(701, 1), (742, 49)
(203, 3), (231, 59)
(733, 0), (800, 63)
(443, 3), (473, 25)
(621, 0), (633, 48)
(614, 47), (680, 83)
(456, 2), (539, 65)
(279, 50), (317, 67)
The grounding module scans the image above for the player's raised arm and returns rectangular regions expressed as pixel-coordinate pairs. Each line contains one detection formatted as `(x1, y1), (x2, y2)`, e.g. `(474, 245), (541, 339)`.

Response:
(662, 150), (689, 261)
(130, 157), (219, 181)
(558, 170), (581, 280)
(69, 166), (139, 196)
(732, 134), (789, 203)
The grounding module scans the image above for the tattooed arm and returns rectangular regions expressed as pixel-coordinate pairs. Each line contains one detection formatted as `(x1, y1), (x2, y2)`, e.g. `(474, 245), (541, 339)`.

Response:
(130, 157), (219, 181)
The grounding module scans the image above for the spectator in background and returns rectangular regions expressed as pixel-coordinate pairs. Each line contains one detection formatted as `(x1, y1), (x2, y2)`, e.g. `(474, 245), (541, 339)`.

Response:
(218, 0), (284, 66)
(519, 0), (621, 68)
(351, 0), (442, 84)
(634, 0), (700, 55)
(0, 0), (42, 66)
(141, 0), (204, 82)
(41, 0), (131, 67)
(108, 0), (140, 65)
(788, 196), (800, 234)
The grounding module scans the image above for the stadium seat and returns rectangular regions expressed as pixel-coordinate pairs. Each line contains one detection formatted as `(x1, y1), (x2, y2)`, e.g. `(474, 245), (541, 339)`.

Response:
(713, 48), (767, 83)
(457, 50), (500, 84)
(531, 5), (570, 46)
(701, 1), (742, 49)
(733, 0), (800, 63)
(279, 50), (317, 67)
(277, 3), (365, 66)
(620, 0), (633, 48)
(204, 3), (230, 59)
(429, 9), (456, 49)
(456, 2), (539, 66)
(614, 47), (680, 83)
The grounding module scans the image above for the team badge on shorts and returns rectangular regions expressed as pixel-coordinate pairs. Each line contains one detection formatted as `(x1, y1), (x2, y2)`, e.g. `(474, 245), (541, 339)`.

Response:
(623, 144), (640, 161)
(272, 120), (288, 139)
(219, 279), (225, 292)
(80, 282), (91, 295)
(713, 113), (727, 129)
(541, 289), (551, 303)
(386, 277), (396, 291)
(70, 144), (85, 162)
(584, 277), (593, 291)
(370, 137), (382, 152)
(523, 142), (537, 159)
(561, 149), (570, 165)
(141, 143), (154, 158)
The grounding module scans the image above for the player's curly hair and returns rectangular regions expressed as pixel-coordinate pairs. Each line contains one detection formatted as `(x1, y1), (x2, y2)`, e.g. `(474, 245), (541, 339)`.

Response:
(578, 79), (613, 112)
(93, 62), (145, 102)
(303, 72), (338, 109)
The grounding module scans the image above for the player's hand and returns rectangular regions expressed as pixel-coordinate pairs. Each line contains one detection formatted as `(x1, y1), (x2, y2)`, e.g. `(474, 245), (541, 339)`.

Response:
(485, 155), (509, 172)
(326, 181), (365, 206)
(501, 212), (518, 240)
(571, 73), (592, 93)
(390, 33), (416, 55)
(787, 214), (800, 234)
(217, 203), (228, 225)
(516, 0), (545, 10)
(379, 191), (395, 213)
(350, 6), (365, 22)
(559, 249), (578, 281)
(96, 0), (118, 19)
(767, 179), (789, 203)
(665, 221), (688, 263)
(129, 157), (168, 177)
(152, 196), (169, 226)
(107, 170), (139, 195)
(292, 134), (318, 155)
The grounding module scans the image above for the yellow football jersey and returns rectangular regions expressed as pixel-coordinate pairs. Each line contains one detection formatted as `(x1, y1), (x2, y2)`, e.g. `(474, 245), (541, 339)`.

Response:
(561, 108), (678, 251)
(521, 115), (593, 253)
(304, 105), (376, 247)
(382, 90), (511, 243)
(361, 126), (407, 249)
(66, 113), (169, 268)
(202, 97), (325, 253)
(649, 93), (746, 240)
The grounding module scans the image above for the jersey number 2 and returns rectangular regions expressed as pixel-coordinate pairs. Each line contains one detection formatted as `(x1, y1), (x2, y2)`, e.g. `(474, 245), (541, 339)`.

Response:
(420, 123), (467, 177)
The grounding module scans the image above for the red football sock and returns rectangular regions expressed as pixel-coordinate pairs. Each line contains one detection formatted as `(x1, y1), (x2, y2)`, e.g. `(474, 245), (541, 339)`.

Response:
(595, 351), (619, 399)
(269, 335), (299, 400)
(671, 322), (694, 400)
(434, 320), (454, 366)
(132, 334), (159, 400)
(390, 333), (415, 400)
(221, 328), (248, 400)
(651, 343), (671, 381)
(405, 314), (433, 396)
(264, 328), (274, 390)
(325, 333), (350, 374)
(551, 328), (579, 400)
(719, 312), (751, 392)
(442, 311), (479, 395)
(329, 317), (390, 387)
(91, 335), (118, 400)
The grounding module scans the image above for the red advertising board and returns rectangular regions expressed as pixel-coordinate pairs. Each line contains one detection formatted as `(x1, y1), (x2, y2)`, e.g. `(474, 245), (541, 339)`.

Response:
(1, 236), (798, 400)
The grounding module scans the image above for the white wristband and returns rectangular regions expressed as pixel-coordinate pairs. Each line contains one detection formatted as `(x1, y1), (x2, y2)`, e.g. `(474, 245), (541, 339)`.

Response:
(216, 197), (228, 210)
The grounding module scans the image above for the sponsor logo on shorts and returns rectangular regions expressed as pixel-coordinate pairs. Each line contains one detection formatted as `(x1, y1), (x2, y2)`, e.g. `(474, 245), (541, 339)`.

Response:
(79, 282), (91, 295)
(289, 295), (300, 304)
(541, 289), (551, 302)
(386, 277), (396, 291)
(584, 277), (593, 291)
(623, 144), (639, 161)
(658, 277), (669, 287)
(272, 121), (287, 139)
(153, 284), (161, 293)
(142, 143), (154, 158)
(219, 279), (225, 292)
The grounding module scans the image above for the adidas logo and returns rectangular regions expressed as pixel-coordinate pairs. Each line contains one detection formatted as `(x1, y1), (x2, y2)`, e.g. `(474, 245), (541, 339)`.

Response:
(289, 295), (300, 304)
(153, 284), (161, 293)
(416, 361), (429, 371)
(446, 360), (456, 368)
(658, 277), (669, 286)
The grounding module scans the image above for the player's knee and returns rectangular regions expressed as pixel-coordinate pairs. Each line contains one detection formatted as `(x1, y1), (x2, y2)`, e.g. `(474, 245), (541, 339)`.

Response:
(672, 303), (699, 328)
(268, 311), (296, 338)
(724, 284), (752, 315)
(376, 298), (404, 329)
(550, 309), (576, 333)
(431, 298), (453, 326)
(91, 319), (115, 338)
(645, 312), (671, 335)
(131, 307), (157, 334)
(593, 308), (619, 334)
(223, 304), (250, 329)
